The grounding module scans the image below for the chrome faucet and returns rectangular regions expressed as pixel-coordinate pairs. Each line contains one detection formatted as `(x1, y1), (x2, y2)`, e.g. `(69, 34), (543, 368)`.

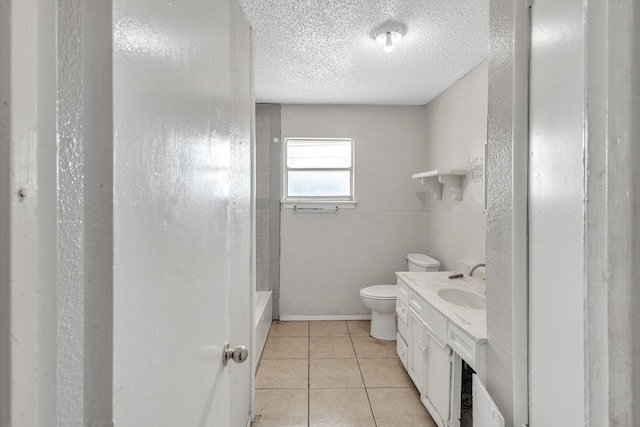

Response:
(468, 263), (486, 277)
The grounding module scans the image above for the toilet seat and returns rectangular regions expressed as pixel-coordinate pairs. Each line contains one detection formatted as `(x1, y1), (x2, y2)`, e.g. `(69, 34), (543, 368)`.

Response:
(360, 285), (397, 300)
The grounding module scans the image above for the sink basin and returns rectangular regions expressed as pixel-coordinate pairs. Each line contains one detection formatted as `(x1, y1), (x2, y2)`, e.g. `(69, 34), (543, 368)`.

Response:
(436, 288), (486, 310)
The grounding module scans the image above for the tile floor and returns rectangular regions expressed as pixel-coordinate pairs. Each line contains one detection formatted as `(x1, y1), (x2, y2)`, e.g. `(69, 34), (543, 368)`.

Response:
(252, 320), (437, 427)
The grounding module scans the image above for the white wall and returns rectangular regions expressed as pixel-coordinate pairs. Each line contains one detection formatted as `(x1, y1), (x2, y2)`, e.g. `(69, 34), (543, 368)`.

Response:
(2, 0), (57, 423)
(485, 1), (530, 425)
(255, 104), (282, 318)
(81, 2), (115, 423)
(0, 0), (114, 425)
(421, 61), (488, 271)
(280, 105), (427, 318)
(584, 0), (640, 424)
(0, 0), (8, 419)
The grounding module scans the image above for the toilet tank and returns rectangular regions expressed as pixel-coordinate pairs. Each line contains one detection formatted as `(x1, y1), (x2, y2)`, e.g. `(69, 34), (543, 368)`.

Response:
(407, 253), (440, 272)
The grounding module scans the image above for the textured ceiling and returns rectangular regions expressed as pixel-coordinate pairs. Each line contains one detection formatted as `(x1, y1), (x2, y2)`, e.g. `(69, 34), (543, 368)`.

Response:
(239, 0), (489, 105)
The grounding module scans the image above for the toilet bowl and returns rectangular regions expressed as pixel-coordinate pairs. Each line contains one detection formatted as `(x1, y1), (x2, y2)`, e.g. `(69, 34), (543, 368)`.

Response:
(359, 285), (398, 340)
(360, 254), (440, 341)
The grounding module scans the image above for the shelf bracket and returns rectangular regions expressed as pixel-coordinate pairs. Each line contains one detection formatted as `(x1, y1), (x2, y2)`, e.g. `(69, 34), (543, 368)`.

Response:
(413, 169), (467, 201)
(439, 174), (465, 201)
(418, 176), (443, 200)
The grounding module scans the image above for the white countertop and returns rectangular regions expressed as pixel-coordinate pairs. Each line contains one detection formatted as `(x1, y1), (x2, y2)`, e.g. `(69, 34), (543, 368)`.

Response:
(396, 271), (487, 341)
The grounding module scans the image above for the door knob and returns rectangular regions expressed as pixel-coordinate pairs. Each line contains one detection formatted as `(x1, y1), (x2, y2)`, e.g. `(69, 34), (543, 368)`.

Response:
(223, 342), (249, 366)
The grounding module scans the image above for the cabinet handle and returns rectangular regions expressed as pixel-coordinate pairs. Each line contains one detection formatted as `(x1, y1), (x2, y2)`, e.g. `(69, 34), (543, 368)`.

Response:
(419, 340), (429, 357)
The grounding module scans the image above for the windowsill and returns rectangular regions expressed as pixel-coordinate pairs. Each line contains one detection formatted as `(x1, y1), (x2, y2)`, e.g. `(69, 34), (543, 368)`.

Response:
(281, 201), (358, 210)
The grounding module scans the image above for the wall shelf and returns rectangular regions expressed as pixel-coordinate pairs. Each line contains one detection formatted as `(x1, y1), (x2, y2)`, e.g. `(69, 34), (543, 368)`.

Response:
(412, 169), (467, 201)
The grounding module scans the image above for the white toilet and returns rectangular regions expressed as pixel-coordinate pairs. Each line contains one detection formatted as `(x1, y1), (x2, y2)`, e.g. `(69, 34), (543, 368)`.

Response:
(359, 253), (440, 340)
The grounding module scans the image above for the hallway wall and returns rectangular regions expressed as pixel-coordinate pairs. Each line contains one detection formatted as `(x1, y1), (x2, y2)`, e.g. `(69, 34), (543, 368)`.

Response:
(0, 0), (114, 424)
(485, 2), (530, 424)
(0, 1), (11, 422)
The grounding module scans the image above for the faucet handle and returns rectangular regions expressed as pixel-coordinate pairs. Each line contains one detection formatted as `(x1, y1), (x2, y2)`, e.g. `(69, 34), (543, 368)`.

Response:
(468, 263), (486, 278)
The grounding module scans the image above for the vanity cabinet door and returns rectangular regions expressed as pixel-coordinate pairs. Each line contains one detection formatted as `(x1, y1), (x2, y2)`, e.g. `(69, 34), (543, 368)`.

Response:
(408, 308), (427, 392)
(422, 331), (453, 427)
(473, 374), (504, 427)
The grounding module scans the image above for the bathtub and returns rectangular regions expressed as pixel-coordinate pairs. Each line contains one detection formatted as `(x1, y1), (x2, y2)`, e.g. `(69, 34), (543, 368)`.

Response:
(254, 290), (272, 370)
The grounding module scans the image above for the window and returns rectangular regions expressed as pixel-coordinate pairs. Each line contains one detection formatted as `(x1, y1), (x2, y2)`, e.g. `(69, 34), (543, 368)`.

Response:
(283, 138), (355, 204)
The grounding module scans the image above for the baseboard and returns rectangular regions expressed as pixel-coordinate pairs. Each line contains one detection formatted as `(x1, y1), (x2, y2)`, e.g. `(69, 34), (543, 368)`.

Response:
(279, 314), (372, 321)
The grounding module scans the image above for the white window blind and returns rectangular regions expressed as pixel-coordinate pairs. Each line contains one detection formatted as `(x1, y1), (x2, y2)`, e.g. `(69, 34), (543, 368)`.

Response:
(283, 138), (355, 202)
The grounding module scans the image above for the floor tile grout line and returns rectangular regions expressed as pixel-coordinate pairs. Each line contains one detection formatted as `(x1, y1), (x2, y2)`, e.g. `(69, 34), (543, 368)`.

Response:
(261, 357), (309, 361)
(255, 387), (310, 390)
(307, 321), (310, 427)
(349, 323), (379, 427)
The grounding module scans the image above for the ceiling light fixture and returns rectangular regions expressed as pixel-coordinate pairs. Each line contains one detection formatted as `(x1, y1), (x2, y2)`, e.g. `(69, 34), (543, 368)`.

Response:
(373, 22), (405, 53)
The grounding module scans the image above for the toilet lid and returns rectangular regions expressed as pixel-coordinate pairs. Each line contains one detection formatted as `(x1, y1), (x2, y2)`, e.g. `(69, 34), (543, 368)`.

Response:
(360, 285), (397, 300)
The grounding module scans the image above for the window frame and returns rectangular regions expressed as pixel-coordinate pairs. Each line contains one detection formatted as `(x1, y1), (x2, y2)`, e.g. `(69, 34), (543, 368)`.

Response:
(281, 137), (357, 208)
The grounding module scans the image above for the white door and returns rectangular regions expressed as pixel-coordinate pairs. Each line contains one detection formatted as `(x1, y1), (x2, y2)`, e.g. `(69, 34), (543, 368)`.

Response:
(473, 374), (505, 427)
(408, 309), (426, 391)
(229, 0), (254, 426)
(528, 0), (586, 425)
(112, 0), (251, 425)
(422, 333), (452, 427)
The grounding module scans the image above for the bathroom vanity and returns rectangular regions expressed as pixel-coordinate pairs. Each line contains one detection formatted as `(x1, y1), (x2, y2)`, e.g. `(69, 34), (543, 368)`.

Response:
(395, 272), (503, 427)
